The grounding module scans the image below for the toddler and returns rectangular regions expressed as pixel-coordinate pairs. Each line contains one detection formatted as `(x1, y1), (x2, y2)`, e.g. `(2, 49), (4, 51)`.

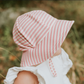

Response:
(4, 10), (74, 84)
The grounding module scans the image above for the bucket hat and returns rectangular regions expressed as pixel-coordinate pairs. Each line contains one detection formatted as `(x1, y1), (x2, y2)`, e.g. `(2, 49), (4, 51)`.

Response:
(13, 10), (74, 76)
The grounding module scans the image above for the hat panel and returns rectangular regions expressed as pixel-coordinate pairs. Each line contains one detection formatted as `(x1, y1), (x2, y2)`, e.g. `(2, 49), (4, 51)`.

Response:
(12, 10), (75, 67)
(28, 10), (56, 28)
(13, 21), (33, 51)
(20, 20), (74, 67)
(20, 29), (54, 67)
(53, 20), (74, 52)
(16, 11), (55, 50)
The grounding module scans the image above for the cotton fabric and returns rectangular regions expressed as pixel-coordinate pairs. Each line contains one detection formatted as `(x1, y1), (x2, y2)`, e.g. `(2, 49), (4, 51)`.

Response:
(4, 48), (73, 84)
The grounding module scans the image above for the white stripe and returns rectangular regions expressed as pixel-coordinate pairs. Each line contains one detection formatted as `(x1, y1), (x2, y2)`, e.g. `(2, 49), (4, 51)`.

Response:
(51, 25), (54, 56)
(32, 24), (48, 44)
(18, 15), (27, 25)
(44, 36), (47, 60)
(24, 52), (27, 66)
(25, 20), (38, 38)
(28, 49), (32, 66)
(33, 49), (37, 64)
(19, 17), (31, 33)
(46, 16), (53, 27)
(42, 14), (49, 25)
(26, 11), (43, 39)
(30, 24), (44, 42)
(60, 21), (65, 45)
(30, 22), (44, 43)
(28, 21), (40, 40)
(38, 44), (42, 62)
(26, 51), (30, 65)
(22, 53), (25, 66)
(18, 16), (28, 29)
(38, 12), (47, 24)
(41, 40), (45, 61)
(14, 39), (28, 49)
(13, 31), (28, 46)
(21, 17), (33, 32)
(36, 11), (44, 22)
(28, 50), (32, 65)
(48, 32), (51, 58)
(24, 19), (37, 38)
(57, 20), (62, 50)
(31, 50), (35, 65)
(32, 49), (36, 65)
(36, 46), (40, 63)
(54, 21), (58, 52)
(63, 21), (69, 43)
(31, 10), (41, 20)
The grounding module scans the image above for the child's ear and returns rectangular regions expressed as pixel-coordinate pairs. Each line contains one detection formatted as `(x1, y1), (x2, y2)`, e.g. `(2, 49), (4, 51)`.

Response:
(53, 47), (62, 57)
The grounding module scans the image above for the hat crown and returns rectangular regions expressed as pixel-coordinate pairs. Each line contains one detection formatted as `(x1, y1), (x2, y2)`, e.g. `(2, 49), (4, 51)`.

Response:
(13, 10), (74, 66)
(26, 10), (56, 27)
(13, 10), (56, 51)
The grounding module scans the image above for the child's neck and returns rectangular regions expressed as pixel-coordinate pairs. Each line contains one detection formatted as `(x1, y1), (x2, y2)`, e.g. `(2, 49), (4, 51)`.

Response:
(32, 48), (62, 67)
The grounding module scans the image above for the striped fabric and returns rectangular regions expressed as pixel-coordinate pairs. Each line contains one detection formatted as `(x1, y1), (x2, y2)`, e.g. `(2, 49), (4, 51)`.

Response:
(13, 10), (74, 76)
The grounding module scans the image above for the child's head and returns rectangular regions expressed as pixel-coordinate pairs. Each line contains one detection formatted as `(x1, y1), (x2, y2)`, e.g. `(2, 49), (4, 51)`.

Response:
(13, 10), (74, 67)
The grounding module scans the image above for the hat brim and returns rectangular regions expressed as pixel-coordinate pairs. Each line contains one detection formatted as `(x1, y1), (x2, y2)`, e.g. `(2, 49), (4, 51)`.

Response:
(20, 19), (74, 67)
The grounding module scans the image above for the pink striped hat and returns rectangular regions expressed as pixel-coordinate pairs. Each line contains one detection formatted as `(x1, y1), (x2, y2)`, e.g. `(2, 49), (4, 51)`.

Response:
(13, 10), (74, 67)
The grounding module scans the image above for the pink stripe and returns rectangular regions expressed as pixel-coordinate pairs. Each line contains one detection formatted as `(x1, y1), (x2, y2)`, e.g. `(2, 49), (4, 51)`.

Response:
(30, 24), (44, 43)
(50, 28), (52, 57)
(62, 21), (69, 44)
(28, 22), (40, 41)
(45, 15), (53, 27)
(40, 40), (43, 62)
(20, 18), (34, 35)
(19, 17), (31, 34)
(22, 52), (26, 66)
(35, 49), (38, 64)
(32, 50), (36, 65)
(24, 52), (27, 66)
(14, 33), (28, 49)
(19, 16), (28, 29)
(18, 15), (27, 26)
(53, 24), (56, 54)
(25, 52), (29, 66)
(30, 50), (33, 65)
(39, 12), (47, 24)
(33, 26), (49, 44)
(48, 17), (54, 27)
(28, 50), (32, 66)
(62, 21), (68, 43)
(21, 12), (37, 30)
(58, 21), (64, 47)
(46, 34), (49, 59)
(65, 21), (72, 39)
(13, 27), (32, 48)
(43, 14), (49, 24)
(44, 38), (46, 60)
(23, 11), (39, 35)
(38, 44), (41, 63)
(55, 21), (60, 51)
(26, 21), (38, 41)
(30, 16), (53, 44)
(13, 27), (31, 47)
(33, 11), (42, 22)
